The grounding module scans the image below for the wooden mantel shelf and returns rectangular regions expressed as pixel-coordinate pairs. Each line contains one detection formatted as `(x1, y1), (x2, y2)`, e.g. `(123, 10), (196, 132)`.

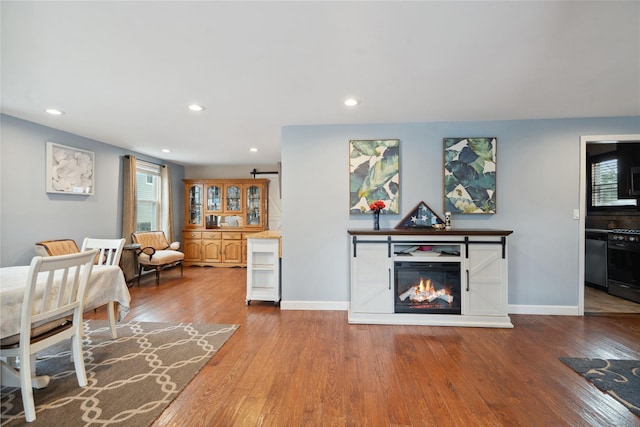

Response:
(348, 228), (513, 236)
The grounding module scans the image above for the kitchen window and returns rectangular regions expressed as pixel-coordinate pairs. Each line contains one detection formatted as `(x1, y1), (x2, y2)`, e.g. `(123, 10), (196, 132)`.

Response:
(589, 154), (637, 209)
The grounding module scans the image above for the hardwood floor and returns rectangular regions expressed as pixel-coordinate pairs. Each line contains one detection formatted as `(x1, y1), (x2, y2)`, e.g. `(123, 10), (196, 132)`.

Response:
(86, 267), (640, 426)
(585, 285), (640, 315)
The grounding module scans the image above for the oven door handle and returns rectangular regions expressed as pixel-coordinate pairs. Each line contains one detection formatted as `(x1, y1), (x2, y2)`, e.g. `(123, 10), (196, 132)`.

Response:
(609, 244), (640, 252)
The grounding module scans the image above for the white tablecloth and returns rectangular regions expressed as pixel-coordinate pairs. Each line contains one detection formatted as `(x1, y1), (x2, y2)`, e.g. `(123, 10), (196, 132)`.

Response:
(0, 265), (131, 339)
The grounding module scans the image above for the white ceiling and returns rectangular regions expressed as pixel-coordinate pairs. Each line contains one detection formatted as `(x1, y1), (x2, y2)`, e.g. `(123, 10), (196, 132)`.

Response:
(2, 1), (639, 166)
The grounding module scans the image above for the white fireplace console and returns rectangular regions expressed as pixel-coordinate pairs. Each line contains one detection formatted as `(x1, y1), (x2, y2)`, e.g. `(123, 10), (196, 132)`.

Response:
(348, 229), (514, 328)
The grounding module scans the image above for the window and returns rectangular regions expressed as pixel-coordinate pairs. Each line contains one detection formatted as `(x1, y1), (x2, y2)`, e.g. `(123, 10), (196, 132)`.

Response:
(590, 157), (636, 208)
(136, 161), (161, 231)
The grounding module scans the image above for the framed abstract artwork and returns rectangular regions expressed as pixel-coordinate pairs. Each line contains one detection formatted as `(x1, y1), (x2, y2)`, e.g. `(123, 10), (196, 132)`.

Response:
(46, 142), (95, 195)
(349, 139), (400, 214)
(443, 137), (496, 214)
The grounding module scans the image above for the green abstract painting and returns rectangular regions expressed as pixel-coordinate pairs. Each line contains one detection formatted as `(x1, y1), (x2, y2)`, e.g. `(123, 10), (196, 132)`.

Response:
(349, 139), (399, 214)
(444, 137), (496, 214)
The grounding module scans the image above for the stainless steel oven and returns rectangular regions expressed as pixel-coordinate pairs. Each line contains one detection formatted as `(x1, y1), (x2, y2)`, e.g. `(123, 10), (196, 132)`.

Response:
(607, 229), (640, 303)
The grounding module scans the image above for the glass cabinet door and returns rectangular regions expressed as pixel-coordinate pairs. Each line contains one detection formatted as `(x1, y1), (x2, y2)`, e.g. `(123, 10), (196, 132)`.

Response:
(187, 184), (202, 227)
(246, 185), (262, 226)
(206, 184), (222, 212)
(225, 185), (241, 212)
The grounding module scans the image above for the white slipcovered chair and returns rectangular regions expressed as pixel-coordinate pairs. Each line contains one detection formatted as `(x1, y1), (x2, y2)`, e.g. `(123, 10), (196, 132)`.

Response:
(0, 250), (98, 422)
(81, 237), (126, 338)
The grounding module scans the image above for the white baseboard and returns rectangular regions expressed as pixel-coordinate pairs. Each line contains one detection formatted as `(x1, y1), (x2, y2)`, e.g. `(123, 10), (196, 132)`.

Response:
(508, 304), (580, 315)
(280, 301), (350, 311)
(280, 302), (581, 316)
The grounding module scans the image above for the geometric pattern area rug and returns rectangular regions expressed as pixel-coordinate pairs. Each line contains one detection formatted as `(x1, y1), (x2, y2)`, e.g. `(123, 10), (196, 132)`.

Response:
(1, 320), (239, 426)
(560, 357), (640, 417)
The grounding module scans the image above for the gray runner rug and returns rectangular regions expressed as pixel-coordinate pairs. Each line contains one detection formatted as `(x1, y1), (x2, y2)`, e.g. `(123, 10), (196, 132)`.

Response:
(1, 320), (239, 426)
(560, 357), (640, 417)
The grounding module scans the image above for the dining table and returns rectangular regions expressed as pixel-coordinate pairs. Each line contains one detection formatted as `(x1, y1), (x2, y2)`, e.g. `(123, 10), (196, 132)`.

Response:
(0, 264), (131, 388)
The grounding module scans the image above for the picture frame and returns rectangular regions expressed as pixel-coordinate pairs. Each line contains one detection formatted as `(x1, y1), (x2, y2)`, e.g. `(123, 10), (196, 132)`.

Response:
(395, 201), (445, 229)
(349, 139), (400, 214)
(443, 137), (496, 214)
(46, 142), (95, 195)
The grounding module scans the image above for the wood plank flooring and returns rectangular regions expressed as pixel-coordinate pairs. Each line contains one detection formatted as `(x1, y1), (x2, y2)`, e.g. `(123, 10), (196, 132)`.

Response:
(585, 285), (640, 314)
(85, 267), (640, 426)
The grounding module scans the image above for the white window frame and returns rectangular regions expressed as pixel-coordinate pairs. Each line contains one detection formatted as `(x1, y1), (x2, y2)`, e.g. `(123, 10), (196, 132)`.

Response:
(135, 161), (162, 231)
(590, 156), (636, 208)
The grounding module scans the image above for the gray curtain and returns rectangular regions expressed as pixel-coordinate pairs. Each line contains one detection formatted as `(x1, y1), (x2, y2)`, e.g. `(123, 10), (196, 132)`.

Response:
(122, 156), (137, 244)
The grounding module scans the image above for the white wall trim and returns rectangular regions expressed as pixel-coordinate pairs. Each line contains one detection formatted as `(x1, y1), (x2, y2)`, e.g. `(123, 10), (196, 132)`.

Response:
(508, 304), (580, 315)
(280, 301), (350, 311)
(281, 301), (582, 315)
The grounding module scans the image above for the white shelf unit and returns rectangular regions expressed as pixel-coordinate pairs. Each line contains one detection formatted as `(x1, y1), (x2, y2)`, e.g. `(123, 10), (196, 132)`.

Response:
(246, 237), (280, 305)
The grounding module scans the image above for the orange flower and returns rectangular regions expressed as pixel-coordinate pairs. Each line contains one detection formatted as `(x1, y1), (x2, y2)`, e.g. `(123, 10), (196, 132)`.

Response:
(369, 200), (385, 212)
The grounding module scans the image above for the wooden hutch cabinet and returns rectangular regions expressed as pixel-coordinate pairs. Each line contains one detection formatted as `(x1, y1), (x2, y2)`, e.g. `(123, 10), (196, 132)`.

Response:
(182, 178), (269, 267)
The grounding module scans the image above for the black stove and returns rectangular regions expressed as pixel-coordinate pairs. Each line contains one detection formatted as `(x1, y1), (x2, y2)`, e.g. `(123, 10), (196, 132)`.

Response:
(607, 229), (640, 304)
(611, 229), (640, 233)
(609, 229), (640, 245)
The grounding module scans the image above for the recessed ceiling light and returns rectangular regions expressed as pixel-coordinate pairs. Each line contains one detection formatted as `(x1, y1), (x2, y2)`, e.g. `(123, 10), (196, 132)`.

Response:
(45, 108), (65, 115)
(188, 104), (205, 112)
(344, 98), (359, 107)
(249, 147), (259, 152)
(162, 149), (171, 153)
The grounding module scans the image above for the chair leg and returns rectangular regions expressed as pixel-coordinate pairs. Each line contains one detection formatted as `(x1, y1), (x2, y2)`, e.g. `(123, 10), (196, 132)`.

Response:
(155, 267), (160, 286)
(137, 263), (142, 287)
(30, 354), (37, 377)
(71, 331), (87, 387)
(180, 262), (183, 278)
(19, 348), (36, 422)
(107, 301), (118, 339)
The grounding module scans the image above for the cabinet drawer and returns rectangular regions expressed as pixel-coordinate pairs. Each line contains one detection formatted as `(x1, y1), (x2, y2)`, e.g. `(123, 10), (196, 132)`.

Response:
(242, 232), (258, 239)
(183, 231), (202, 240)
(202, 231), (222, 240)
(222, 232), (242, 240)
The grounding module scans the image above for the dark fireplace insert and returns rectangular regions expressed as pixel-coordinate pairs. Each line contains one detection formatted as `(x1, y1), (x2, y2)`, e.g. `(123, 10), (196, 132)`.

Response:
(394, 261), (461, 314)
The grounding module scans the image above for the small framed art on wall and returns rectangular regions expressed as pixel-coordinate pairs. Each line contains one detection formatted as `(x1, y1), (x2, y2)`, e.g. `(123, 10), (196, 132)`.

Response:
(46, 142), (95, 195)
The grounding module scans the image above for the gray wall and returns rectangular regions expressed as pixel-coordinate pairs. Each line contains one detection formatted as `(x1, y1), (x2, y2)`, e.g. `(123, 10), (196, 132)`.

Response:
(281, 117), (640, 311)
(0, 114), (185, 267)
(5, 112), (640, 311)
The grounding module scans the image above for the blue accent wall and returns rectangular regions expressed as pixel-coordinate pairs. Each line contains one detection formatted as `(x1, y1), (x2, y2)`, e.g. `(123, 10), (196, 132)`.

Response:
(4, 111), (640, 310)
(281, 116), (640, 309)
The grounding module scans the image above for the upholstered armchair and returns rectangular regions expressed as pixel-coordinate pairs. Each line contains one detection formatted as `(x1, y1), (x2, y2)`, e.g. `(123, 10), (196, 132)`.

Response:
(35, 239), (80, 257)
(131, 231), (184, 286)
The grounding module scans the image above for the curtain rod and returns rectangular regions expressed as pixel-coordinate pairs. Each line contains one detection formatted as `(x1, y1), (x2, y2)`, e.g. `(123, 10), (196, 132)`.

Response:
(124, 155), (166, 168)
(250, 168), (279, 178)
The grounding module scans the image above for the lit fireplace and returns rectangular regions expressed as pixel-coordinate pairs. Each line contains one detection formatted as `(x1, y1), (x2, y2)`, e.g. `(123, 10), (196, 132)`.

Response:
(394, 261), (461, 314)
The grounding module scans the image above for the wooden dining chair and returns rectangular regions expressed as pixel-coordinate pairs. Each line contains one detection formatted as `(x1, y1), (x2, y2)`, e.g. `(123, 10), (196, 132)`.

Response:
(80, 238), (126, 338)
(80, 238), (125, 267)
(0, 250), (98, 422)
